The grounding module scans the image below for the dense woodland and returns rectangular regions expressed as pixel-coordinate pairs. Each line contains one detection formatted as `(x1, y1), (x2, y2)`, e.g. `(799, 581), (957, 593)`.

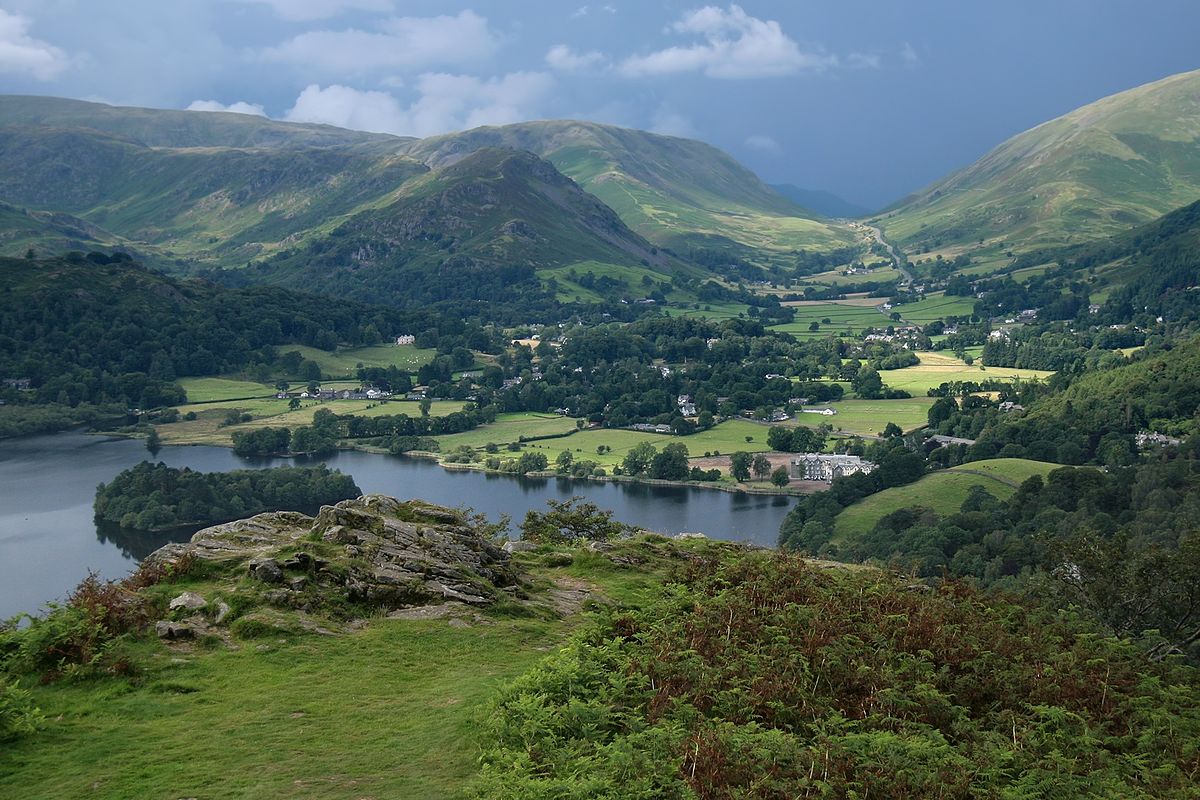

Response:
(93, 462), (360, 530)
(0, 254), (502, 414)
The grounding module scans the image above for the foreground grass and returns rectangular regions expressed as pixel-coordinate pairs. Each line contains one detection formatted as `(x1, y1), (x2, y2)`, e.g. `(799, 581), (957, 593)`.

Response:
(0, 538), (703, 800)
(0, 618), (558, 799)
(833, 458), (1059, 541)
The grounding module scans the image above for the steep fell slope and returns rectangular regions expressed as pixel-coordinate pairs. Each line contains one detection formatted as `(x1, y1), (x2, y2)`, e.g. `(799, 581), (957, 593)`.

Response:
(247, 147), (678, 307)
(881, 69), (1200, 253)
(401, 120), (854, 262)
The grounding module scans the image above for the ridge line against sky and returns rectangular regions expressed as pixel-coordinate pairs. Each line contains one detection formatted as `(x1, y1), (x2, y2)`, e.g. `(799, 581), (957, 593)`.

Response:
(0, 1), (1197, 208)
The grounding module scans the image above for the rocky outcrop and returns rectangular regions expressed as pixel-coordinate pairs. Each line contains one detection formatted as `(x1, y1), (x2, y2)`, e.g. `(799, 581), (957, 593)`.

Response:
(147, 495), (519, 614)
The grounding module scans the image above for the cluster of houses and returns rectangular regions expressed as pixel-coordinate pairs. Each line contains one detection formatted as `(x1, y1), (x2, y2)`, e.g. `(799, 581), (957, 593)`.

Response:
(630, 423), (674, 434)
(3, 378), (31, 391)
(1136, 431), (1183, 448)
(789, 453), (876, 482)
(277, 386), (394, 401)
(863, 325), (923, 347)
(677, 394), (697, 417)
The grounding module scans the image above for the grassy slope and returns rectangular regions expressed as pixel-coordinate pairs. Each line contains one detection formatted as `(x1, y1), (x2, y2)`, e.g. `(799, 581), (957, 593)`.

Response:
(0, 539), (717, 799)
(177, 377), (276, 403)
(281, 344), (436, 378)
(880, 69), (1200, 253)
(401, 120), (856, 263)
(833, 458), (1059, 541)
(0, 95), (402, 149)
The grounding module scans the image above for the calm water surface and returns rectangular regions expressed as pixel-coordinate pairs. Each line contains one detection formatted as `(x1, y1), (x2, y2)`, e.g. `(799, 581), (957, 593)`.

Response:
(0, 431), (795, 617)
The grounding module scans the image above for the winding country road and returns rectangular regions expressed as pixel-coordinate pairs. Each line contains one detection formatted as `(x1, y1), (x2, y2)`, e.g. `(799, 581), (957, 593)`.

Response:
(862, 223), (913, 286)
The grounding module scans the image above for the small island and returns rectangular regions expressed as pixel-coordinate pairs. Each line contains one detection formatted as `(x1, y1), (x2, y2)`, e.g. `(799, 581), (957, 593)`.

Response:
(94, 462), (361, 531)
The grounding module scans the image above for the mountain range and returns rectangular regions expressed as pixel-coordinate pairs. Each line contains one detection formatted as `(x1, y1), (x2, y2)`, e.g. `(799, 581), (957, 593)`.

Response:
(0, 96), (852, 297)
(3, 67), (1200, 303)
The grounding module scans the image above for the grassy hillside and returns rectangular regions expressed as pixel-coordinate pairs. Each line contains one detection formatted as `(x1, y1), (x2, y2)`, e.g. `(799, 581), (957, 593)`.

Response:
(0, 125), (426, 266)
(401, 120), (856, 263)
(832, 458), (1058, 541)
(0, 94), (400, 149)
(248, 148), (676, 307)
(0, 100), (855, 296)
(880, 69), (1200, 253)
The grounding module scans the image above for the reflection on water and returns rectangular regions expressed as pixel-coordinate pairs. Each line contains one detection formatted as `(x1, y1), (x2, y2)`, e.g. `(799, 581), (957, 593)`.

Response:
(0, 431), (796, 617)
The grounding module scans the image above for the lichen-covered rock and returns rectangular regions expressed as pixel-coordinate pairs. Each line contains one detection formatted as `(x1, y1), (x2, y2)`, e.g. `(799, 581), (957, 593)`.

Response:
(145, 495), (519, 614)
(168, 591), (207, 611)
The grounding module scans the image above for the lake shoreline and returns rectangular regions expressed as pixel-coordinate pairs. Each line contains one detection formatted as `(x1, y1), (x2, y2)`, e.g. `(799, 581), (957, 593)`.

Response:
(90, 428), (814, 497)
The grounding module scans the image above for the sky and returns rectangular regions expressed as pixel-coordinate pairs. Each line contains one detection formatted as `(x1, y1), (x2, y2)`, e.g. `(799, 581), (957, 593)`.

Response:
(0, 0), (1197, 209)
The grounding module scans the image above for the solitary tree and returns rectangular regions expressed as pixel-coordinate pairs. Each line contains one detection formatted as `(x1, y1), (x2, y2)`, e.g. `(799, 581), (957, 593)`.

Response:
(771, 466), (790, 487)
(730, 451), (752, 482)
(752, 454), (772, 480)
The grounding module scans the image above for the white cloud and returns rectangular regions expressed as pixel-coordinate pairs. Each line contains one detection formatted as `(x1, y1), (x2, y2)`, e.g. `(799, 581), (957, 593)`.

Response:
(649, 108), (696, 138)
(572, 5), (589, 18)
(0, 10), (70, 80)
(186, 99), (267, 116)
(259, 11), (498, 74)
(846, 52), (880, 70)
(545, 44), (605, 72)
(224, 0), (393, 22)
(744, 134), (779, 153)
(900, 42), (919, 65)
(283, 72), (554, 137)
(619, 4), (834, 79)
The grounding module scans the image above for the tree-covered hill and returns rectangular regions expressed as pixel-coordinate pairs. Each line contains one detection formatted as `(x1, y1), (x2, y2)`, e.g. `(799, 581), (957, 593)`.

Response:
(0, 253), (457, 411)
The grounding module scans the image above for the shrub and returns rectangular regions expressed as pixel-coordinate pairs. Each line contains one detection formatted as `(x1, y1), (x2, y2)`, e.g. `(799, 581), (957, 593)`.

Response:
(0, 679), (43, 742)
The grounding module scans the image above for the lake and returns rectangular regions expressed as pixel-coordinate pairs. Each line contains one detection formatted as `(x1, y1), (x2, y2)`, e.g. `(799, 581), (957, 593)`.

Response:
(0, 431), (797, 618)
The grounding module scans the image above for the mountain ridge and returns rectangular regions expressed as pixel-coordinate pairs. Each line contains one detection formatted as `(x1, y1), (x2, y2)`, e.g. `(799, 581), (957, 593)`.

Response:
(878, 68), (1200, 254)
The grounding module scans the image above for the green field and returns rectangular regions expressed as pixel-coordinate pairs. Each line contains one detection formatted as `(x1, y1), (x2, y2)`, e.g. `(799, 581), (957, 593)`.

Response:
(282, 344), (437, 378)
(881, 351), (1053, 394)
(177, 377), (276, 403)
(665, 302), (752, 320)
(770, 302), (888, 338)
(434, 413), (582, 450)
(803, 264), (903, 287)
(895, 294), (978, 324)
(833, 458), (1060, 541)
(794, 397), (936, 436)
(514, 419), (773, 470)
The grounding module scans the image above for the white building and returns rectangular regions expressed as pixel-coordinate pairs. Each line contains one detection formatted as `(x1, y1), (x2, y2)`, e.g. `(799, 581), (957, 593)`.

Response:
(789, 454), (876, 482)
(802, 407), (837, 416)
(395, 334), (416, 345)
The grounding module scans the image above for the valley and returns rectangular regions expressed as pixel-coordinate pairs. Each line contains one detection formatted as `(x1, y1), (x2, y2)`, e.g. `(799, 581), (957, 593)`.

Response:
(4, 49), (1200, 799)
